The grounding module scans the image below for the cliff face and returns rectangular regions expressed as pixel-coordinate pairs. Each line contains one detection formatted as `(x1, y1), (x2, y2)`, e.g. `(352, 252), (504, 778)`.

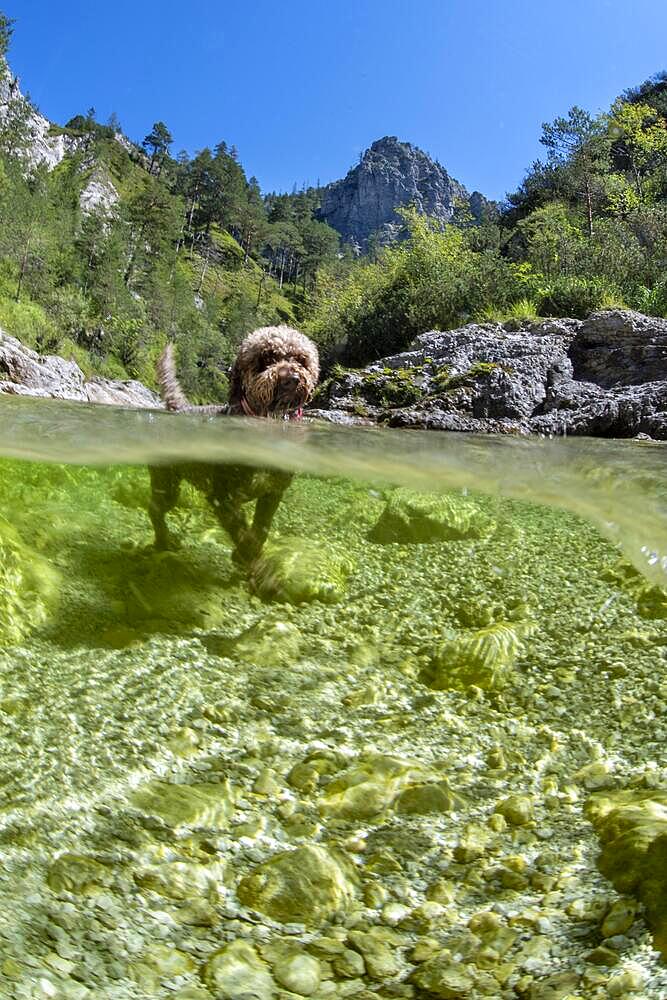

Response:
(317, 136), (486, 251)
(0, 65), (120, 214)
(0, 68), (74, 170)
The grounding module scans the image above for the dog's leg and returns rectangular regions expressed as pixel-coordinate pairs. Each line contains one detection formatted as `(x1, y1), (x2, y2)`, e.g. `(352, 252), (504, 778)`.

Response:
(249, 473), (292, 555)
(148, 466), (181, 550)
(205, 488), (257, 565)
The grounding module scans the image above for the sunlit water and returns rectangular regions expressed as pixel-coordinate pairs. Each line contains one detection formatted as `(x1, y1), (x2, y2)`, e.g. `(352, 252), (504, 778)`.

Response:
(0, 394), (665, 999)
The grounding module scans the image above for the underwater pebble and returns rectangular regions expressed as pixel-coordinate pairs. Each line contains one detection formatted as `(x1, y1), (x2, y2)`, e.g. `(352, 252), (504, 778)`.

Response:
(237, 845), (359, 925)
(203, 939), (275, 999)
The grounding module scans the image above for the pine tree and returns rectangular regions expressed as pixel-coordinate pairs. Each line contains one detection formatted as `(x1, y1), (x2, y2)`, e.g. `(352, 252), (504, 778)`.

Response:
(142, 121), (173, 176)
(540, 107), (610, 237)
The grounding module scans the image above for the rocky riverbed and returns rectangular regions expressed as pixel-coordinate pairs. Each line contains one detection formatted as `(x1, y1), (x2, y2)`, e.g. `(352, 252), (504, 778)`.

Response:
(0, 459), (665, 999)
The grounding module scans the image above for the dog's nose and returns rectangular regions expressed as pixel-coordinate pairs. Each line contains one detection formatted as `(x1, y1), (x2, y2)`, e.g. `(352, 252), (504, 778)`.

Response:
(279, 370), (300, 386)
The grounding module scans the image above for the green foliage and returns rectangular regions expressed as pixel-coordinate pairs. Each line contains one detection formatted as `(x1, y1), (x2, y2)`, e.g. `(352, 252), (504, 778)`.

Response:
(308, 209), (528, 364)
(0, 18), (344, 399)
(0, 294), (58, 350)
(492, 298), (541, 324)
(537, 276), (625, 318)
(357, 367), (425, 407)
(308, 81), (667, 362)
(142, 121), (173, 176)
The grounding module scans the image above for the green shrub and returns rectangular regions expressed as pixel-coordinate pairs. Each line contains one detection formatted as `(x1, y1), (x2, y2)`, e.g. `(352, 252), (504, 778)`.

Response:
(308, 211), (528, 366)
(57, 337), (94, 376)
(481, 298), (541, 324)
(631, 279), (667, 318)
(46, 286), (94, 342)
(0, 296), (59, 351)
(503, 298), (541, 322)
(537, 276), (625, 318)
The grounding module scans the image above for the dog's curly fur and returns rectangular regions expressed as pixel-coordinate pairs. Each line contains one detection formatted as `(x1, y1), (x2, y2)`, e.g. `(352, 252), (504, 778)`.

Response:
(148, 326), (319, 564)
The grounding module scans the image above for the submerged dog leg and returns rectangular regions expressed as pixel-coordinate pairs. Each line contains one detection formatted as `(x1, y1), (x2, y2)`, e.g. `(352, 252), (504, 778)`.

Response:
(250, 474), (292, 553)
(148, 466), (182, 550)
(205, 490), (257, 565)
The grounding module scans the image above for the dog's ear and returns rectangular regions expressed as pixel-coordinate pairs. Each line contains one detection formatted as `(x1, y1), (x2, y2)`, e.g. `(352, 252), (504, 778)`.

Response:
(228, 361), (243, 411)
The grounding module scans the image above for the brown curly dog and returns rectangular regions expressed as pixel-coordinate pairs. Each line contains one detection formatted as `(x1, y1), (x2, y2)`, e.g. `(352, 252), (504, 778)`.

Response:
(148, 325), (319, 565)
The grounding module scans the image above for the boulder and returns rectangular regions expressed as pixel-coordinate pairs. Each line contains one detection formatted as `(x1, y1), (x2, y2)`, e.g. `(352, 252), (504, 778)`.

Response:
(0, 330), (160, 408)
(203, 940), (275, 1000)
(237, 845), (359, 925)
(368, 488), (494, 544)
(130, 779), (237, 830)
(586, 789), (667, 957)
(422, 620), (535, 692)
(314, 310), (667, 440)
(250, 536), (353, 604)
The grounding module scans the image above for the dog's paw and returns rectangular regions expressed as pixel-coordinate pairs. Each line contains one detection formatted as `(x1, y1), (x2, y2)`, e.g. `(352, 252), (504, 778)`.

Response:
(151, 533), (182, 553)
(231, 545), (252, 568)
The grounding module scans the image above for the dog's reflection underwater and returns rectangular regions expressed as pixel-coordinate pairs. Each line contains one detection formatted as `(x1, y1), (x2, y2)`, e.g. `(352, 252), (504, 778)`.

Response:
(148, 325), (319, 566)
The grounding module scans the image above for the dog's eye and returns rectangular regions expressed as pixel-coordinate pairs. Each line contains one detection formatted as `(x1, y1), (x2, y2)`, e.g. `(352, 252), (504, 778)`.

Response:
(259, 352), (276, 369)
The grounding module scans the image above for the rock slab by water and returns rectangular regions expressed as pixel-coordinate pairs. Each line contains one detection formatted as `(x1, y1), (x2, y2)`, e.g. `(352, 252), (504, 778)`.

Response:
(0, 330), (161, 408)
(313, 309), (667, 439)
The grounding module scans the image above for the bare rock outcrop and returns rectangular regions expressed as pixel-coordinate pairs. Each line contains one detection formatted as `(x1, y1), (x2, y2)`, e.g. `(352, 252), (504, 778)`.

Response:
(317, 136), (487, 251)
(0, 330), (161, 408)
(311, 310), (667, 440)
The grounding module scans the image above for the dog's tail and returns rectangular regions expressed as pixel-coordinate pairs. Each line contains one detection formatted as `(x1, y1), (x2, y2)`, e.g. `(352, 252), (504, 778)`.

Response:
(157, 343), (190, 412)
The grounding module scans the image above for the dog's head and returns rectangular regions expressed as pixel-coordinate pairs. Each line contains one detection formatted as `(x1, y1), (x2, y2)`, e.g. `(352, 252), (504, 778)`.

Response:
(229, 325), (319, 418)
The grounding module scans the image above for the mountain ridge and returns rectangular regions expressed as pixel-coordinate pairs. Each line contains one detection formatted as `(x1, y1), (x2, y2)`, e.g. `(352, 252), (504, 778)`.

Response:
(317, 135), (489, 251)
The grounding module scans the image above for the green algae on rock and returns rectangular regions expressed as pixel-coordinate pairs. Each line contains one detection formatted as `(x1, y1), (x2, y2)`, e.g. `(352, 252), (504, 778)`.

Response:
(319, 753), (432, 821)
(47, 854), (113, 895)
(394, 780), (461, 815)
(409, 955), (477, 998)
(250, 536), (353, 603)
(130, 779), (238, 830)
(267, 946), (322, 996)
(129, 944), (196, 989)
(134, 860), (225, 900)
(368, 488), (495, 543)
(423, 619), (536, 691)
(237, 844), (359, 925)
(203, 939), (275, 1000)
(495, 794), (536, 827)
(586, 789), (667, 958)
(208, 617), (303, 666)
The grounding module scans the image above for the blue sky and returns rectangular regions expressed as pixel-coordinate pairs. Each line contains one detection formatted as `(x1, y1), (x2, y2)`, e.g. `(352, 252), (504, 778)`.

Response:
(6, 0), (667, 201)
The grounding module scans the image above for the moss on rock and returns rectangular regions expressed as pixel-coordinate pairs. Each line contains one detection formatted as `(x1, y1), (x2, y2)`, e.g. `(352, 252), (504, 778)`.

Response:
(209, 618), (303, 666)
(203, 939), (275, 999)
(409, 955), (477, 998)
(368, 489), (495, 544)
(423, 619), (535, 691)
(134, 860), (224, 900)
(236, 845), (359, 926)
(585, 789), (667, 958)
(130, 779), (237, 830)
(319, 754), (430, 821)
(47, 853), (113, 895)
(250, 536), (353, 603)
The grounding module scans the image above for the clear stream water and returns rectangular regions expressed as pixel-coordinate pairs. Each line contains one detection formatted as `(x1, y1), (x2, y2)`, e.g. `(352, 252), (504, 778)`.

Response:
(0, 394), (665, 999)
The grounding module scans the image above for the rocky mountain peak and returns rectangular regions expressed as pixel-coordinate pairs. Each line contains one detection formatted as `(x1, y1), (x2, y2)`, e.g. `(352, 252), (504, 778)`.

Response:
(317, 136), (486, 251)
